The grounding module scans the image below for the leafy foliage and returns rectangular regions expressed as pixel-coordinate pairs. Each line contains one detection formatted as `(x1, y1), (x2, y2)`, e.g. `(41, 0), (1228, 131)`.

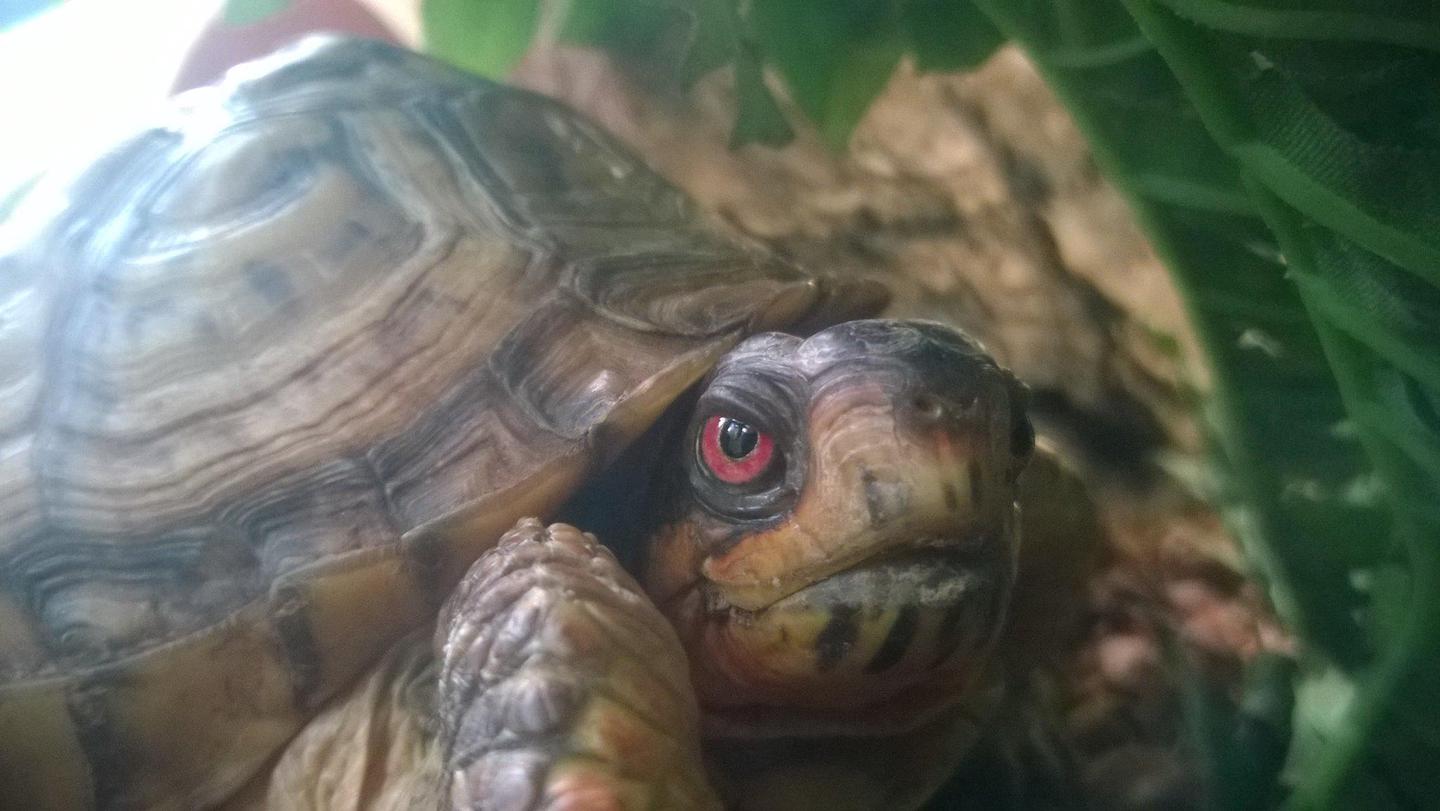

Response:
(422, 0), (540, 79)
(222, 0), (290, 26)
(418, 1), (1006, 147)
(744, 1), (904, 150)
(1112, 6), (1440, 805)
(902, 0), (1005, 73)
(420, 1), (1440, 806)
(984, 5), (1440, 805)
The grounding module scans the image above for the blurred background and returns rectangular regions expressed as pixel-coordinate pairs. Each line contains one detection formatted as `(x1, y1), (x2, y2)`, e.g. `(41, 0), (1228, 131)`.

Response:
(0, 0), (409, 194)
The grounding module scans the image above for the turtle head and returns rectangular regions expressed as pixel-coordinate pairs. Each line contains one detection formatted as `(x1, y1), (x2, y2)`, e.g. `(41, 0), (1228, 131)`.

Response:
(642, 319), (1033, 805)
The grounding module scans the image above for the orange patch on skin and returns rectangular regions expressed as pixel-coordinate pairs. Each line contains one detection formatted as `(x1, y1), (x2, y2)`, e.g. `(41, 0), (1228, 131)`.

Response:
(573, 696), (675, 775)
(544, 761), (645, 811)
(696, 661), (1006, 740)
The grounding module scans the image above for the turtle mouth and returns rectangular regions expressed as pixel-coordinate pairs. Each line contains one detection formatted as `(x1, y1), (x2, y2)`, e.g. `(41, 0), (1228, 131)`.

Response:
(707, 531), (1006, 620)
(764, 538), (996, 610)
(702, 526), (1003, 613)
(683, 532), (1013, 738)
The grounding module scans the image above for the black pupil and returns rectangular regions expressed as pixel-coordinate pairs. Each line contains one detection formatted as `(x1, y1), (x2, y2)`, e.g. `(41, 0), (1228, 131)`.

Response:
(718, 418), (759, 459)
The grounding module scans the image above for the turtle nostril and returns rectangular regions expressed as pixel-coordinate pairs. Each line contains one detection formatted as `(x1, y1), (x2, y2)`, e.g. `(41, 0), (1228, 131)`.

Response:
(912, 394), (946, 422)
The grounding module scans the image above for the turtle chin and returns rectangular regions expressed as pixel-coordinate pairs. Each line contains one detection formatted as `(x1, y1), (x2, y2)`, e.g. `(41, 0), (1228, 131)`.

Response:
(701, 696), (999, 811)
(682, 539), (1012, 811)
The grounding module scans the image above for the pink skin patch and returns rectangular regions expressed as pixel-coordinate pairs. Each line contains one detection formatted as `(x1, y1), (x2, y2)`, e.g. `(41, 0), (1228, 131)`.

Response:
(700, 416), (775, 484)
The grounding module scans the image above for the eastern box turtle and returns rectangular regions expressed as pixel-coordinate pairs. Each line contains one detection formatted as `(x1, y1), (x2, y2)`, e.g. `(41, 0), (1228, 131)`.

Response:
(0, 37), (1089, 811)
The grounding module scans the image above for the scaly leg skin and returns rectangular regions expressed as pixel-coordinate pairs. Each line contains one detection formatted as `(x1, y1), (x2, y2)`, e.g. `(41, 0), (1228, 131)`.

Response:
(436, 519), (720, 811)
(240, 520), (718, 811)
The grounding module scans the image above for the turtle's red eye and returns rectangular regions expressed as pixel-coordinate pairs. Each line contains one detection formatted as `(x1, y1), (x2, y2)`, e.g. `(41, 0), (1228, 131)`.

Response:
(699, 416), (775, 485)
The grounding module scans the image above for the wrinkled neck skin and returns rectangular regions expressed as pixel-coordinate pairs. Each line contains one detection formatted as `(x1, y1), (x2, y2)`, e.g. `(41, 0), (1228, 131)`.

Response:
(636, 320), (1033, 810)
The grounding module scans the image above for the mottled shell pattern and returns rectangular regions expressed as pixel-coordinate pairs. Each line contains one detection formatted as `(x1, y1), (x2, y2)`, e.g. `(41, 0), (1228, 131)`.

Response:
(0, 37), (818, 809)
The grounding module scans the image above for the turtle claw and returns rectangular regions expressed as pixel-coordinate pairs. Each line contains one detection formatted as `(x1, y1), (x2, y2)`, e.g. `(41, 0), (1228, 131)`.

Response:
(437, 520), (720, 811)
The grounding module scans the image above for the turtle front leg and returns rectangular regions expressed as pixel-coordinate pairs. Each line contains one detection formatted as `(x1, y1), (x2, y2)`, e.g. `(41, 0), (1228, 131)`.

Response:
(437, 518), (720, 811)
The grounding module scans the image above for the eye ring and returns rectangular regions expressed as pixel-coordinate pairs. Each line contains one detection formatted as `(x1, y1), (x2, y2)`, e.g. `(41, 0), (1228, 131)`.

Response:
(699, 416), (776, 485)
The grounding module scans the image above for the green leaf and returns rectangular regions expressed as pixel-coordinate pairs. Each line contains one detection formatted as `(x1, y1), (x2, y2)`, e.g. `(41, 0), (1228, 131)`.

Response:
(700, 0), (794, 147)
(730, 40), (795, 147)
(680, 0), (743, 86)
(1111, 3), (1440, 805)
(559, 0), (698, 80)
(972, 0), (1440, 806)
(556, 0), (741, 90)
(749, 0), (904, 149)
(421, 0), (540, 78)
(222, 0), (289, 26)
(901, 0), (1005, 72)
(550, 0), (790, 146)
(1172, 639), (1295, 811)
(973, 0), (1380, 673)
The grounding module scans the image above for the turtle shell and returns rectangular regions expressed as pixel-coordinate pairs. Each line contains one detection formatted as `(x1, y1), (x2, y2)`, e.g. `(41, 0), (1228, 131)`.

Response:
(0, 37), (820, 810)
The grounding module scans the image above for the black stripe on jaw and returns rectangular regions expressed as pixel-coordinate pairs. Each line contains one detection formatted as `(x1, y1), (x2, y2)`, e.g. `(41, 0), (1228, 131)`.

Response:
(865, 604), (920, 674)
(815, 605), (859, 672)
(942, 482), (960, 512)
(929, 598), (972, 670)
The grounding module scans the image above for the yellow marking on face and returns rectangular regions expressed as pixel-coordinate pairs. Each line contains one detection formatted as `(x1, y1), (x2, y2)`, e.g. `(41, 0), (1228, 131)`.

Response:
(701, 380), (1001, 611)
